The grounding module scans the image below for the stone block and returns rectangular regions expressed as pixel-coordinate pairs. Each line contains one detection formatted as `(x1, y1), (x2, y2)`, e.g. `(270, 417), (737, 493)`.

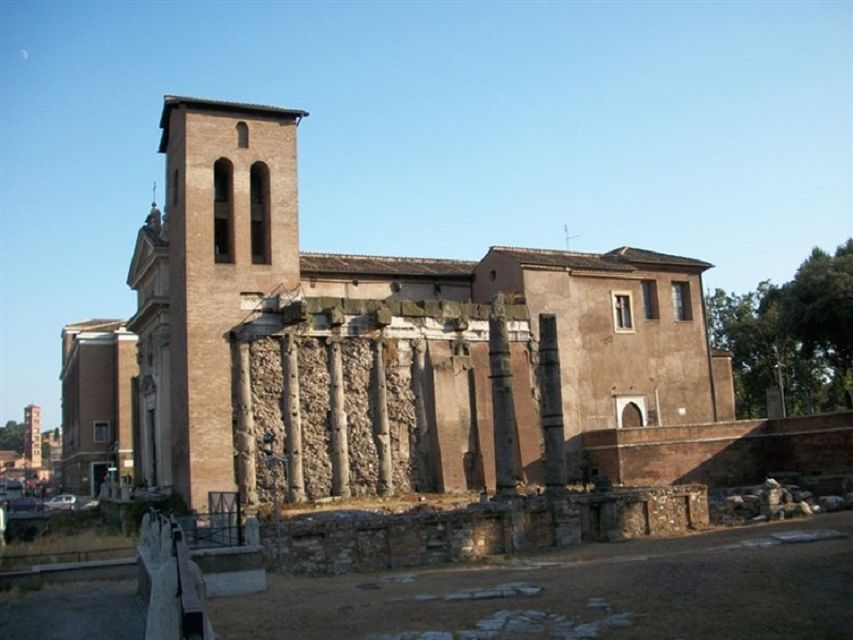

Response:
(399, 300), (426, 317)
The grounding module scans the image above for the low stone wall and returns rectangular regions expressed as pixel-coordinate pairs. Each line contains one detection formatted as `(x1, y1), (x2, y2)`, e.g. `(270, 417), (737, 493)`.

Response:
(573, 485), (709, 542)
(582, 411), (853, 488)
(260, 487), (707, 575)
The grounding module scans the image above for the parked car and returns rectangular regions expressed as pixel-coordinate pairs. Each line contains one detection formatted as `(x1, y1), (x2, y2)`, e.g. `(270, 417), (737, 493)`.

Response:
(44, 494), (79, 511)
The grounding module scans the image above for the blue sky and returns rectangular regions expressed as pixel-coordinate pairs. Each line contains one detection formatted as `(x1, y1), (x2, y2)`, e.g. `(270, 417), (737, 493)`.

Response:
(1, 1), (851, 430)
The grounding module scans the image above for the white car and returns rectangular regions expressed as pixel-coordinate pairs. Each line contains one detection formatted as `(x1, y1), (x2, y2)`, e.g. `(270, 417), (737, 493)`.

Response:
(45, 494), (79, 511)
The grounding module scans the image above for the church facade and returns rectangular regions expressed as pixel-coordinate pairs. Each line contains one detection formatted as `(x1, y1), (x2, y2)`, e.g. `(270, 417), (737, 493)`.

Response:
(127, 96), (733, 510)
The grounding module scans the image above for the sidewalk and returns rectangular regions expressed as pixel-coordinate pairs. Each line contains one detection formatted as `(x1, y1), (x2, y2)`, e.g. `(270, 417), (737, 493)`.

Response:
(0, 578), (145, 640)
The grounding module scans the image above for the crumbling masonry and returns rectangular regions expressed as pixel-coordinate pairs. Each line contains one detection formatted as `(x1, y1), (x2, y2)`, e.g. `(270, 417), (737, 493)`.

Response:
(234, 297), (545, 506)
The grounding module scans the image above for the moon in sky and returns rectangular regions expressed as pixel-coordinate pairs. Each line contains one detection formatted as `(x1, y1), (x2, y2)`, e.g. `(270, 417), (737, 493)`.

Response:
(20, 50), (29, 60)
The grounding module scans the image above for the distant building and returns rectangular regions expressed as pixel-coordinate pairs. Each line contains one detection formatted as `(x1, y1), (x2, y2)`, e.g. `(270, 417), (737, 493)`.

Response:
(59, 320), (138, 496)
(24, 404), (42, 469)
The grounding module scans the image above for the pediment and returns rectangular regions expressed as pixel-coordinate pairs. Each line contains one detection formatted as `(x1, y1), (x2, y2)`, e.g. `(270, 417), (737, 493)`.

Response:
(127, 228), (167, 289)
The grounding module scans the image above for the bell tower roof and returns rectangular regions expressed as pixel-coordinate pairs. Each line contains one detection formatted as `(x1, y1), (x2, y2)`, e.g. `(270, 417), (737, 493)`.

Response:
(158, 95), (309, 152)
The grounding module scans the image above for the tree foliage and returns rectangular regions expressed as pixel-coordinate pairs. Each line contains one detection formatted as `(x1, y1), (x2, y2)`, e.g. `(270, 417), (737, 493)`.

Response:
(0, 421), (26, 454)
(706, 238), (853, 417)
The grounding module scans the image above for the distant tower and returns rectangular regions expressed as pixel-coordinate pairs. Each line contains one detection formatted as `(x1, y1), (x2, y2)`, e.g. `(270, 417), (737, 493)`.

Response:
(24, 404), (42, 468)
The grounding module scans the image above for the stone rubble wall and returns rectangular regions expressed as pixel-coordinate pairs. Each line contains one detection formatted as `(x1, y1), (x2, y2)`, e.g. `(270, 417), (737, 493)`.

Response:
(249, 338), (285, 502)
(261, 497), (581, 576)
(296, 337), (333, 499)
(258, 486), (709, 576)
(387, 340), (417, 494)
(248, 336), (422, 500)
(572, 485), (709, 542)
(342, 339), (379, 495)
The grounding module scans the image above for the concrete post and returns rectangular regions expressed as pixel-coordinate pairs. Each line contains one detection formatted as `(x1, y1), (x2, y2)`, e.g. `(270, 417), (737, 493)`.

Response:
(411, 339), (433, 491)
(281, 334), (306, 503)
(327, 337), (351, 498)
(373, 338), (394, 496)
(489, 295), (520, 498)
(235, 341), (258, 506)
(539, 314), (567, 494)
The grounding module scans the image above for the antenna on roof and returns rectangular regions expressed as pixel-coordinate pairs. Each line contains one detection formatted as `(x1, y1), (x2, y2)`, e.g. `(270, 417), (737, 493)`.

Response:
(152, 181), (157, 205)
(564, 224), (580, 251)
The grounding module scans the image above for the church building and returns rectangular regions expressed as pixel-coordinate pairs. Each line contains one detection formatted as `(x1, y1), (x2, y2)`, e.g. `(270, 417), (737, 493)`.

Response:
(127, 96), (734, 511)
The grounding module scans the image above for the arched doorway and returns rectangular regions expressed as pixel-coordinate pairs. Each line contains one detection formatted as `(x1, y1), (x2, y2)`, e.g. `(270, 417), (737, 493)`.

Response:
(621, 402), (644, 428)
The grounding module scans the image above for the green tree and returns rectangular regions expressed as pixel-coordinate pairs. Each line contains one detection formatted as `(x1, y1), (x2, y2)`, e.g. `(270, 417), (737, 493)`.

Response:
(0, 421), (26, 454)
(706, 282), (834, 418)
(781, 239), (853, 407)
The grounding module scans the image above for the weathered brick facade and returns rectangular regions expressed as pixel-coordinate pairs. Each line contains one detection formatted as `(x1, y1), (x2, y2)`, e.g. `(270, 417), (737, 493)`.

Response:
(125, 97), (737, 511)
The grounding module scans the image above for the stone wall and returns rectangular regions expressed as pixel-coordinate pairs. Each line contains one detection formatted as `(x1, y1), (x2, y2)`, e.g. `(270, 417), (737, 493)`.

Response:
(582, 411), (853, 489)
(241, 298), (539, 502)
(298, 337), (333, 499)
(249, 336), (424, 500)
(259, 487), (707, 575)
(386, 342), (417, 493)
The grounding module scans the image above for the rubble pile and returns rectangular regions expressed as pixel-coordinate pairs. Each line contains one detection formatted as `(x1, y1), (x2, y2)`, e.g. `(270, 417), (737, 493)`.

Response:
(710, 477), (853, 526)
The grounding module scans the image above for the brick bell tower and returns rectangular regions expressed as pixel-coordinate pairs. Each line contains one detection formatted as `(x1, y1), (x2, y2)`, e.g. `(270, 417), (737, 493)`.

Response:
(158, 96), (308, 509)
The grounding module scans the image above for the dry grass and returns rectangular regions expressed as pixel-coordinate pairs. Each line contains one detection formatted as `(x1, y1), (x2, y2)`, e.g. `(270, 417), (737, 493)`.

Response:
(1, 525), (136, 571)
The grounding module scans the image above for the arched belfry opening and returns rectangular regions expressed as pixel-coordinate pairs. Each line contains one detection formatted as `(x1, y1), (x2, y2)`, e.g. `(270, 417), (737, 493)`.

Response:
(213, 158), (234, 263)
(250, 161), (270, 264)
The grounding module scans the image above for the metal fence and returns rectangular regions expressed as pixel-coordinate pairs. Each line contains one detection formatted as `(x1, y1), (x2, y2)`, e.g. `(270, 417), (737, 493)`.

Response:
(173, 491), (243, 549)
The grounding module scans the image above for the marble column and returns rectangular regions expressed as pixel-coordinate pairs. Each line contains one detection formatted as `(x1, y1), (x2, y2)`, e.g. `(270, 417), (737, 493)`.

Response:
(489, 295), (520, 498)
(235, 341), (258, 506)
(411, 338), (434, 491)
(281, 334), (306, 503)
(373, 338), (393, 496)
(539, 314), (567, 494)
(327, 337), (351, 498)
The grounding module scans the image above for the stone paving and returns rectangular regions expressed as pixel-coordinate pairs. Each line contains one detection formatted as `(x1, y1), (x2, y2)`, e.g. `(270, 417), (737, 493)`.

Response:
(367, 599), (635, 639)
(363, 529), (847, 640)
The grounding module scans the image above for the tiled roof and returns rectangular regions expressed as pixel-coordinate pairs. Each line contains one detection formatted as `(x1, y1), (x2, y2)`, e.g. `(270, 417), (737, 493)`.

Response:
(159, 95), (309, 152)
(489, 246), (712, 273)
(488, 247), (634, 272)
(300, 252), (477, 278)
(64, 319), (126, 332)
(606, 247), (713, 270)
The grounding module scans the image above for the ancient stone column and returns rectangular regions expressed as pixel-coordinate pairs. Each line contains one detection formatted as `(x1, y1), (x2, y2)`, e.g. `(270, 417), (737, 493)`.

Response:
(411, 338), (433, 491)
(235, 341), (258, 506)
(327, 337), (351, 498)
(489, 295), (520, 498)
(281, 334), (306, 503)
(373, 338), (393, 496)
(539, 314), (567, 494)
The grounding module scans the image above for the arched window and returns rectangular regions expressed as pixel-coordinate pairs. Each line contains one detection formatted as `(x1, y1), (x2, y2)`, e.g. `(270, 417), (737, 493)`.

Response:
(250, 162), (270, 264)
(236, 122), (249, 149)
(213, 158), (233, 263)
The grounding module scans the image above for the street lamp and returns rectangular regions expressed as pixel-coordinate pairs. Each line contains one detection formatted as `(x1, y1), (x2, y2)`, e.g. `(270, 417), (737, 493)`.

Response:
(262, 433), (288, 573)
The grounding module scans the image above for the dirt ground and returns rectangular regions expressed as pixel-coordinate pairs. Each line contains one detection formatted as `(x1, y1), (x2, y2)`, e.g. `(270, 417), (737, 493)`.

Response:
(209, 511), (853, 640)
(1, 511), (851, 639)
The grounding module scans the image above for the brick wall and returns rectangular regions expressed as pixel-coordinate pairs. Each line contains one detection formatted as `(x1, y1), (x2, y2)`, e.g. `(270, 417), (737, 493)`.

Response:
(582, 411), (853, 488)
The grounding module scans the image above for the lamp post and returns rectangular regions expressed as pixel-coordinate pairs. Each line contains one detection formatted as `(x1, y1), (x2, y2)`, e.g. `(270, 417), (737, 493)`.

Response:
(263, 433), (288, 573)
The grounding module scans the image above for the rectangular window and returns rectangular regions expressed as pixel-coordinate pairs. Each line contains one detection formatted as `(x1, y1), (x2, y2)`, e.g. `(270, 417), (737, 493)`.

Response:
(93, 421), (111, 443)
(612, 292), (634, 332)
(641, 280), (659, 319)
(671, 281), (693, 321)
